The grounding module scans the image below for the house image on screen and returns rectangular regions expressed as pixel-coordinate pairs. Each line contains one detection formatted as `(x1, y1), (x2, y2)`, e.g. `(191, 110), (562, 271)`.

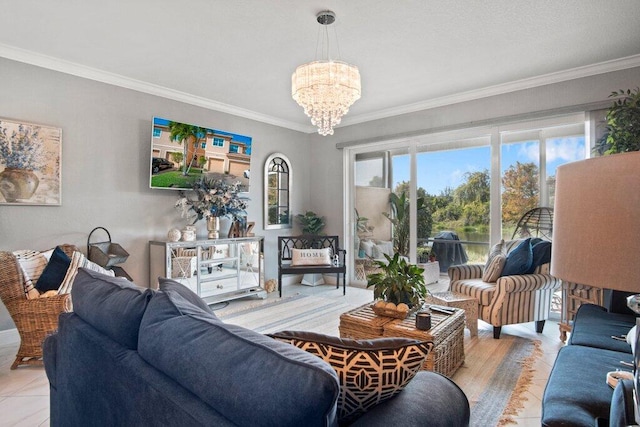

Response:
(151, 117), (251, 189)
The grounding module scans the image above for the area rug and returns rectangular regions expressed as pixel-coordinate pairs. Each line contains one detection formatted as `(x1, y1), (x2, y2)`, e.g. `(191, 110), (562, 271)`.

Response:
(219, 294), (353, 336)
(453, 329), (542, 426)
(219, 294), (541, 426)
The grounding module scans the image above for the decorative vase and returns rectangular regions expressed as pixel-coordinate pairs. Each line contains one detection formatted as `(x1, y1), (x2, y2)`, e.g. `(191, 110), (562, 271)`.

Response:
(181, 225), (196, 242)
(0, 168), (39, 203)
(207, 216), (220, 239)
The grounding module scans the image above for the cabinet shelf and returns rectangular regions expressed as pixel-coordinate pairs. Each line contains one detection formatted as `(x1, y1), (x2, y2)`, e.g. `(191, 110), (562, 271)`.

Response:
(149, 237), (266, 304)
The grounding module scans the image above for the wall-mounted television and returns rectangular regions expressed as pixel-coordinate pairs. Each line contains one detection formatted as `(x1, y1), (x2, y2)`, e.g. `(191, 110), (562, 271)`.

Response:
(149, 116), (252, 191)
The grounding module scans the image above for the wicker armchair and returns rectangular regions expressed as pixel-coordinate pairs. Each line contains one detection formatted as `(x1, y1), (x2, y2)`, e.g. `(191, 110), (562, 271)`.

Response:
(0, 244), (76, 369)
(448, 239), (560, 339)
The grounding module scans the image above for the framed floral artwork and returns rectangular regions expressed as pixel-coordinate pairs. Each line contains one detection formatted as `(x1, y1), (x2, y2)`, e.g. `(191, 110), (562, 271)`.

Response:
(0, 118), (62, 205)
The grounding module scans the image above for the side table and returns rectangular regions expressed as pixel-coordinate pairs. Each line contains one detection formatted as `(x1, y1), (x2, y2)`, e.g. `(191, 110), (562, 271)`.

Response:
(426, 291), (478, 337)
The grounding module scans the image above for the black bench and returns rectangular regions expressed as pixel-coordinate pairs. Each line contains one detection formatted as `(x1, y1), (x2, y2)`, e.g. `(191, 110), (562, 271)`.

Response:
(278, 235), (346, 297)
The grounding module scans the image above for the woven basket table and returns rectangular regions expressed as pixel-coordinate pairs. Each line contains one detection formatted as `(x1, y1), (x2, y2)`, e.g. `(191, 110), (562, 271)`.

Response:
(339, 304), (397, 339)
(339, 303), (465, 377)
(382, 309), (465, 377)
(425, 291), (478, 336)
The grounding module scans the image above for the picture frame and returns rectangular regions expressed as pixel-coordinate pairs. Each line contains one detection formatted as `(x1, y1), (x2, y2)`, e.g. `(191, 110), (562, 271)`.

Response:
(0, 118), (62, 205)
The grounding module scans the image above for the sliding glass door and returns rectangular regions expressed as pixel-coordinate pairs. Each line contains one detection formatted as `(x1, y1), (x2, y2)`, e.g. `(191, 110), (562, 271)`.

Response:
(344, 114), (587, 283)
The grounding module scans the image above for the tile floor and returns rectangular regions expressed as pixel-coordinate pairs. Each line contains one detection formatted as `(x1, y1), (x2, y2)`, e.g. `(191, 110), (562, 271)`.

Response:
(0, 278), (565, 426)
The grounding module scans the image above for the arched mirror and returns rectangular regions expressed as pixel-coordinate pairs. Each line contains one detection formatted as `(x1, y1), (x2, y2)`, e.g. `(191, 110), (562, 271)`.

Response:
(264, 153), (292, 229)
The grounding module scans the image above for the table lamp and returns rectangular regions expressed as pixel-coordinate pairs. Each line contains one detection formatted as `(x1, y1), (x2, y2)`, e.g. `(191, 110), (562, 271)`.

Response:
(551, 151), (640, 423)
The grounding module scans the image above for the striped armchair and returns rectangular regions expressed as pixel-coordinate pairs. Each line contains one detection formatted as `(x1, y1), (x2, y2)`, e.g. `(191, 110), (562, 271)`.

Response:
(448, 239), (560, 339)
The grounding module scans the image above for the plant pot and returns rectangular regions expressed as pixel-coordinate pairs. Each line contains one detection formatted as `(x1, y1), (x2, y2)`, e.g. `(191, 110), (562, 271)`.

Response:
(0, 168), (39, 202)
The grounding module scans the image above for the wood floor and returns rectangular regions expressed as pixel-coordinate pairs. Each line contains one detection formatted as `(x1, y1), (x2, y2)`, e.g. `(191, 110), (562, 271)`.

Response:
(0, 277), (565, 426)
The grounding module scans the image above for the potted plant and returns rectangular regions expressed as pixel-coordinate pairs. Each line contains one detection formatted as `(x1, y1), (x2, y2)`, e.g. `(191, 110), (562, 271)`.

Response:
(383, 191), (426, 256)
(296, 211), (326, 235)
(366, 253), (428, 308)
(0, 123), (44, 202)
(594, 87), (640, 156)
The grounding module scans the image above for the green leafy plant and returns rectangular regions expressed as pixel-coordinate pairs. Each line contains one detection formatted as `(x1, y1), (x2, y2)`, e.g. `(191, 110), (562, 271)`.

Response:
(366, 253), (428, 307)
(296, 211), (326, 235)
(594, 88), (640, 155)
(383, 192), (426, 256)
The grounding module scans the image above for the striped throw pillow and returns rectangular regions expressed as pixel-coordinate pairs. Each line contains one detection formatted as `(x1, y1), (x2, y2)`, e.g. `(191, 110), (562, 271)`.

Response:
(13, 250), (48, 299)
(58, 251), (116, 295)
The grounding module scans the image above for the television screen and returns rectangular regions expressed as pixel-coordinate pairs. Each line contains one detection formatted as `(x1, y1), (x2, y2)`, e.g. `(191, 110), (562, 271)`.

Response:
(149, 117), (252, 191)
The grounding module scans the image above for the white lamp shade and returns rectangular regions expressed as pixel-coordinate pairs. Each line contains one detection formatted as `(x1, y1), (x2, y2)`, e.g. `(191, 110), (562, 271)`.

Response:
(551, 151), (640, 292)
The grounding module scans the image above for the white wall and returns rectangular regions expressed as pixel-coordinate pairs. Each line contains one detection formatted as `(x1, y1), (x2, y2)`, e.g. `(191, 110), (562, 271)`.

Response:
(0, 58), (310, 331)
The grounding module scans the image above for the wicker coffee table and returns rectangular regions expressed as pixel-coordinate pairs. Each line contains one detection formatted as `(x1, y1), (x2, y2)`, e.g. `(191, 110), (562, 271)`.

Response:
(339, 304), (465, 377)
(425, 291), (478, 337)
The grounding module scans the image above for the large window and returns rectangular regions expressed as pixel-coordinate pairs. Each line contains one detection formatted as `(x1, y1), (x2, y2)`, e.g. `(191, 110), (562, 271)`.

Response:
(500, 124), (586, 240)
(345, 114), (587, 282)
(416, 145), (491, 264)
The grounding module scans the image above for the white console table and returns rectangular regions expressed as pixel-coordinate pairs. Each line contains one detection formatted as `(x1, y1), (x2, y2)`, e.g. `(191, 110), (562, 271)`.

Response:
(149, 237), (266, 304)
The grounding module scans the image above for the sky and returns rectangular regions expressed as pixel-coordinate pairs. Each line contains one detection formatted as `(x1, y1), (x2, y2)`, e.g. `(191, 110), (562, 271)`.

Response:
(356, 137), (586, 195)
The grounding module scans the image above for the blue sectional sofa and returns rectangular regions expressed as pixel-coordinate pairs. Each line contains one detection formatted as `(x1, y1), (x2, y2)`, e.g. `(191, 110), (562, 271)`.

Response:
(44, 268), (470, 426)
(542, 303), (638, 426)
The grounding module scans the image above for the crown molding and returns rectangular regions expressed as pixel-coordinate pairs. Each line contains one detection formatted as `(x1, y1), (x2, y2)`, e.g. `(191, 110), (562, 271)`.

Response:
(340, 53), (640, 128)
(2, 43), (638, 135)
(0, 43), (313, 134)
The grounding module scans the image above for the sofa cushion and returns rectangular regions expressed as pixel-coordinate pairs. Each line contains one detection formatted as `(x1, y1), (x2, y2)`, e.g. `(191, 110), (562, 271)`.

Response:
(541, 344), (633, 427)
(138, 291), (340, 427)
(350, 371), (470, 427)
(269, 330), (432, 424)
(36, 246), (71, 292)
(501, 238), (533, 277)
(158, 277), (215, 315)
(568, 304), (636, 354)
(450, 279), (496, 306)
(71, 268), (153, 350)
(482, 253), (506, 282)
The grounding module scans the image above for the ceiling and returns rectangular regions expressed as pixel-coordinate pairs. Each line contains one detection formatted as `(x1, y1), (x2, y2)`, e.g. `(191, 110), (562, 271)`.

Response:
(1, 0), (639, 133)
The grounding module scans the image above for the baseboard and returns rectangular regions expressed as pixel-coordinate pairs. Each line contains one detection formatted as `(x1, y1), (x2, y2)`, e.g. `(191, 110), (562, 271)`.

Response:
(0, 328), (19, 346)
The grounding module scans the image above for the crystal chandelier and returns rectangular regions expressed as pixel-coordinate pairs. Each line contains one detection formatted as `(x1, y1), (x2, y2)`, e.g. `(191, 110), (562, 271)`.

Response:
(292, 11), (361, 136)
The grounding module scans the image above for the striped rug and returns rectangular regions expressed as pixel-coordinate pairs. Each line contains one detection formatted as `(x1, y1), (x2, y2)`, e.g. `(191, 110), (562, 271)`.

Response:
(218, 294), (541, 426)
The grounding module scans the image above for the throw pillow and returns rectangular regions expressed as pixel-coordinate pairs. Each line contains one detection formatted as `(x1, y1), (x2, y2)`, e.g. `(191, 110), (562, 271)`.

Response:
(13, 249), (48, 299)
(291, 248), (332, 266)
(501, 238), (533, 277)
(158, 277), (215, 315)
(35, 246), (71, 293)
(268, 330), (433, 424)
(482, 253), (506, 282)
(375, 240), (394, 257)
(484, 239), (505, 272)
(371, 244), (384, 259)
(359, 239), (375, 258)
(526, 240), (552, 274)
(58, 251), (116, 294)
